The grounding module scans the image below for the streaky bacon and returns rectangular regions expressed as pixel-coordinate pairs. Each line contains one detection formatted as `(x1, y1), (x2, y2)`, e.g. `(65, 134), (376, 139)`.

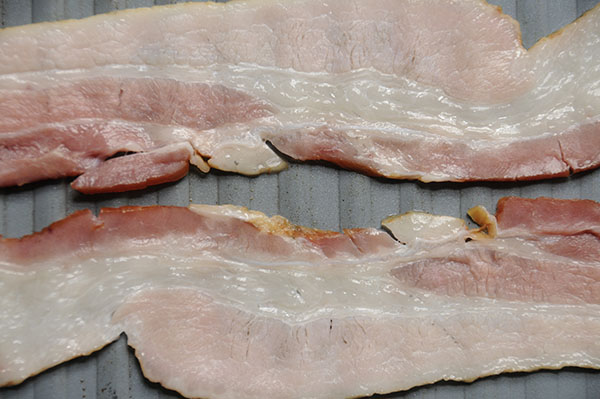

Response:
(0, 0), (599, 192)
(1, 197), (599, 399)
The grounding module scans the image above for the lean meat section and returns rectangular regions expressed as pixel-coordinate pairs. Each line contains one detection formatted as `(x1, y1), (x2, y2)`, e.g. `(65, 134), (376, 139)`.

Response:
(1, 0), (599, 192)
(1, 197), (599, 399)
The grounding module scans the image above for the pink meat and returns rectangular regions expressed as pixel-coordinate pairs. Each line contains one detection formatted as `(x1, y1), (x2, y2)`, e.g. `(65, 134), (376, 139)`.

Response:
(559, 121), (600, 173)
(496, 196), (600, 236)
(115, 289), (599, 399)
(1, 197), (599, 398)
(267, 125), (576, 181)
(393, 246), (600, 304)
(0, 78), (271, 133)
(70, 143), (192, 194)
(0, 121), (155, 186)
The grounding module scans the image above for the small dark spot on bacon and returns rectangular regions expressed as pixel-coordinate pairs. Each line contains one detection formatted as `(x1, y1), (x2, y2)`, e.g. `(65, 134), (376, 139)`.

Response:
(118, 88), (124, 108)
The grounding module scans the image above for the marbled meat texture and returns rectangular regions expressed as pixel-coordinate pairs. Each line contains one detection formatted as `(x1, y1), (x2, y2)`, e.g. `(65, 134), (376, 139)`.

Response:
(1, 197), (599, 398)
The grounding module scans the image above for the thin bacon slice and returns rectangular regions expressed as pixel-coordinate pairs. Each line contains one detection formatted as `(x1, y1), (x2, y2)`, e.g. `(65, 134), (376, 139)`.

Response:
(0, 0), (599, 192)
(1, 197), (599, 399)
(71, 142), (193, 194)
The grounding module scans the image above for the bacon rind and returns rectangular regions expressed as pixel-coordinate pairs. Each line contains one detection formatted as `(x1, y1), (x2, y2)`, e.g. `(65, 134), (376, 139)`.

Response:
(1, 197), (599, 398)
(0, 203), (373, 265)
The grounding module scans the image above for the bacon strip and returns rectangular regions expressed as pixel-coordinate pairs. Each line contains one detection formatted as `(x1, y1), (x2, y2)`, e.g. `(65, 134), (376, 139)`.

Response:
(1, 197), (599, 399)
(0, 0), (599, 192)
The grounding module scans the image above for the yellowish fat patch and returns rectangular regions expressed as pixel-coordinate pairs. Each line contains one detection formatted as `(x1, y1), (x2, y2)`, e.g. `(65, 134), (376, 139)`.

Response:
(187, 204), (337, 238)
(467, 205), (498, 238)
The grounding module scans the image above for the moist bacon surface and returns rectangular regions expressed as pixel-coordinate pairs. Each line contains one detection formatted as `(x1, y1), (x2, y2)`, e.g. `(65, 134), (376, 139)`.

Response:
(0, 0), (599, 192)
(0, 197), (599, 399)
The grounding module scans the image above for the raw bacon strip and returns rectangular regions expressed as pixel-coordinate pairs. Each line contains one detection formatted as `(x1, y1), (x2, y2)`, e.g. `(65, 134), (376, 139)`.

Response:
(1, 197), (599, 399)
(0, 0), (599, 192)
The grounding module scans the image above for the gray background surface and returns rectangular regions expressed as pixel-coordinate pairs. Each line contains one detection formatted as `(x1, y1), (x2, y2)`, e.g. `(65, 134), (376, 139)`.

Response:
(1, 0), (600, 398)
